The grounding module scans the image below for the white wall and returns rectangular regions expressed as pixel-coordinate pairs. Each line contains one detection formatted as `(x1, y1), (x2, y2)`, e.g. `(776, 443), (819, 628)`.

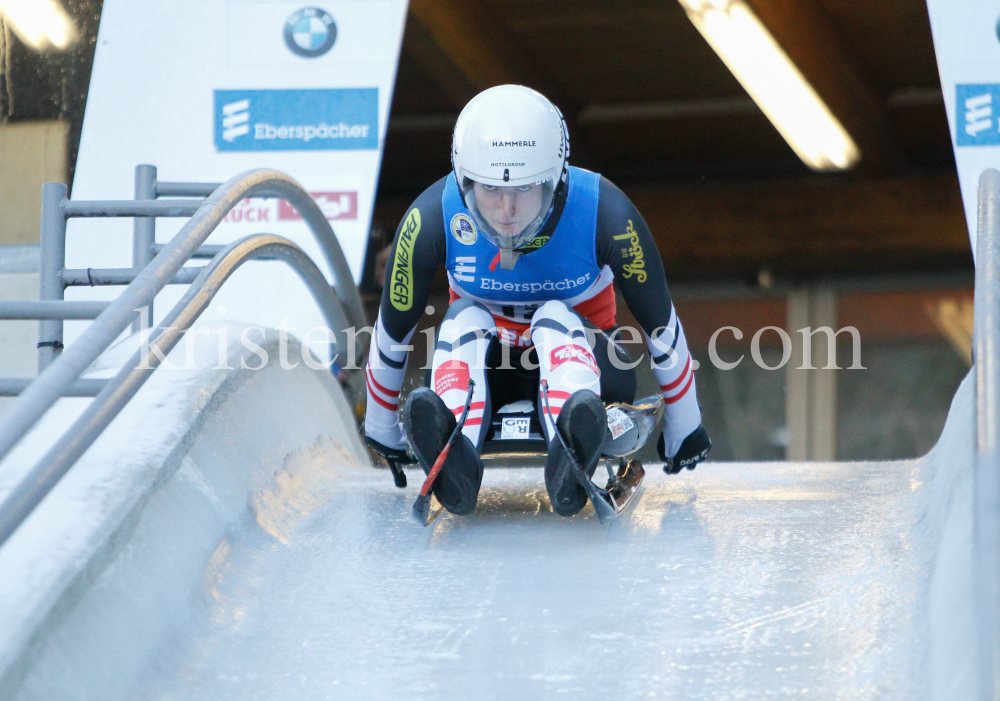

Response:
(0, 247), (40, 417)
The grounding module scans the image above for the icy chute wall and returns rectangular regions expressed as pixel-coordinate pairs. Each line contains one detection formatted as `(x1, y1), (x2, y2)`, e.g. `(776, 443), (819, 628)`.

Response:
(0, 324), (369, 700)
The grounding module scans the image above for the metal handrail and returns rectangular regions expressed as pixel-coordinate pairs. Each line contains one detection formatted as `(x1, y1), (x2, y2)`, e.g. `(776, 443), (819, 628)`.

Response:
(0, 168), (367, 547)
(60, 267), (205, 287)
(0, 301), (110, 320)
(975, 169), (1000, 700)
(0, 167), (360, 464)
(0, 379), (107, 397)
(976, 170), (1000, 455)
(0, 234), (348, 546)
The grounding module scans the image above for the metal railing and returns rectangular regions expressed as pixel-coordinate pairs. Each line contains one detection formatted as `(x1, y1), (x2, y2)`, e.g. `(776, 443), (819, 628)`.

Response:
(0, 166), (367, 547)
(975, 169), (1000, 701)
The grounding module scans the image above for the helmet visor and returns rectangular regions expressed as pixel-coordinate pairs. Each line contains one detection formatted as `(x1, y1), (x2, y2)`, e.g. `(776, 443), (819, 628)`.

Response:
(462, 178), (557, 251)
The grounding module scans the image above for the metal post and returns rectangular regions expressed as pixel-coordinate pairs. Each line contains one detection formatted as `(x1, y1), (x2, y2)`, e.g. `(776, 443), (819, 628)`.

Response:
(785, 285), (837, 461)
(132, 165), (157, 333)
(37, 183), (68, 373)
(786, 288), (810, 460)
(974, 168), (1000, 701)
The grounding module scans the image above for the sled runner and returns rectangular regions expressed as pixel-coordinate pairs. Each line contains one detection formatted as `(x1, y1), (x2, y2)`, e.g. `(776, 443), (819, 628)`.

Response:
(536, 382), (661, 524)
(375, 382), (663, 525)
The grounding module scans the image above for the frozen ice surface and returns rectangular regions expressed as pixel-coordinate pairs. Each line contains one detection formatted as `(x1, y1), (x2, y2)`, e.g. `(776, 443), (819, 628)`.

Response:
(0, 318), (974, 700)
(139, 376), (976, 701)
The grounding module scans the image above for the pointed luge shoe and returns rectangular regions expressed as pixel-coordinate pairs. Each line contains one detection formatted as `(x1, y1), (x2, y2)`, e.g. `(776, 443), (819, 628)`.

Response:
(545, 389), (606, 517)
(403, 387), (484, 515)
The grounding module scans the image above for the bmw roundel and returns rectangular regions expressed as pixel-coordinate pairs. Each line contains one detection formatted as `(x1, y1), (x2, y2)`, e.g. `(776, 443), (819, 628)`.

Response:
(284, 8), (337, 58)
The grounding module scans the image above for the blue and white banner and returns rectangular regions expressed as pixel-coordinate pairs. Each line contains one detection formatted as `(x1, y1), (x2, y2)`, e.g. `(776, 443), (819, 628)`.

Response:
(927, 0), (1000, 256)
(69, 0), (407, 352)
(956, 84), (1000, 147)
(214, 88), (379, 151)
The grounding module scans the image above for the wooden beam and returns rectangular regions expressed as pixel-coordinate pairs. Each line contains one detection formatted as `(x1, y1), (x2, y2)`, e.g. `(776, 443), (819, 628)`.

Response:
(408, 0), (540, 93)
(742, 0), (904, 175)
(404, 0), (589, 166)
(578, 97), (758, 124)
(624, 173), (971, 280)
(400, 16), (478, 109)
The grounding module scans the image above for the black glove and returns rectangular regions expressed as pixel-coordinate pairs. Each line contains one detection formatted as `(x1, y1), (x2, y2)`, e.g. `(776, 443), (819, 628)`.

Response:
(364, 436), (416, 488)
(658, 425), (712, 474)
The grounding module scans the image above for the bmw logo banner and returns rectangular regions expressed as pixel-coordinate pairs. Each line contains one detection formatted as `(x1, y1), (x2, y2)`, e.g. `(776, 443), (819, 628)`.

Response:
(284, 7), (337, 58)
(69, 0), (407, 343)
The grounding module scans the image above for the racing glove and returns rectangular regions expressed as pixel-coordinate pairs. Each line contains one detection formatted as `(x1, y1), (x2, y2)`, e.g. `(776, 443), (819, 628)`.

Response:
(658, 425), (712, 474)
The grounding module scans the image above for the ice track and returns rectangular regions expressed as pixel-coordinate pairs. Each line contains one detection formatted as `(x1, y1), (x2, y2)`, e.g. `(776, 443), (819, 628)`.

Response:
(0, 325), (979, 700)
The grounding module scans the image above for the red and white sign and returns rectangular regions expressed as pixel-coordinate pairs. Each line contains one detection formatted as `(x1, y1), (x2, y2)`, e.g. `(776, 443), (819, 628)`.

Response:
(279, 192), (358, 221)
(549, 344), (599, 375)
(222, 192), (358, 225)
(434, 360), (471, 395)
(223, 198), (275, 224)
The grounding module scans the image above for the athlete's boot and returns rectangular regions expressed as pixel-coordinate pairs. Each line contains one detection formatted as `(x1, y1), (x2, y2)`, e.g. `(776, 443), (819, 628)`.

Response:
(545, 389), (606, 517)
(404, 387), (484, 515)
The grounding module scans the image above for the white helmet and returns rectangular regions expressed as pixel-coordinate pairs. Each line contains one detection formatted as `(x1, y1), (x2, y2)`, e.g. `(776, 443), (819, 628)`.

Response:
(452, 85), (569, 266)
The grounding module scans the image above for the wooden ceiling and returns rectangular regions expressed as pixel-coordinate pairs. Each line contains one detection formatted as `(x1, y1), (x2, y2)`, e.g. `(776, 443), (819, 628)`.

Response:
(377, 0), (970, 283)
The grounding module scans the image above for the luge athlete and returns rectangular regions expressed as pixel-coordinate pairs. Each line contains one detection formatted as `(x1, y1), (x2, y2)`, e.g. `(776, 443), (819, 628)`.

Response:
(364, 85), (711, 517)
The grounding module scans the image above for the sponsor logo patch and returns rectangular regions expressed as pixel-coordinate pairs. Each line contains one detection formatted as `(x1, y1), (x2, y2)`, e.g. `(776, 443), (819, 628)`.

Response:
(497, 326), (532, 348)
(613, 220), (647, 282)
(434, 360), (470, 395)
(214, 88), (378, 152)
(605, 407), (634, 440)
(549, 344), (599, 375)
(390, 209), (420, 312)
(478, 272), (591, 295)
(453, 255), (475, 283)
(500, 416), (531, 439)
(520, 235), (550, 251)
(956, 84), (1000, 146)
(450, 213), (477, 245)
(284, 7), (337, 58)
